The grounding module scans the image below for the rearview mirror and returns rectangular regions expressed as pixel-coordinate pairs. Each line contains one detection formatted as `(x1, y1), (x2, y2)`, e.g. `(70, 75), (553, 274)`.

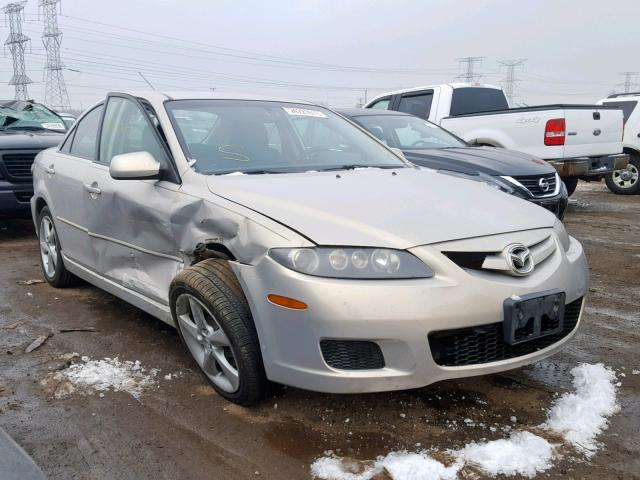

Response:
(109, 151), (161, 180)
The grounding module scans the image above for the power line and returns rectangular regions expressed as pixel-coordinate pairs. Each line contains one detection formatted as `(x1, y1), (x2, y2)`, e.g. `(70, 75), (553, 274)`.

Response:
(3, 1), (32, 100)
(499, 59), (526, 104)
(618, 72), (639, 94)
(40, 0), (70, 110)
(456, 56), (484, 83)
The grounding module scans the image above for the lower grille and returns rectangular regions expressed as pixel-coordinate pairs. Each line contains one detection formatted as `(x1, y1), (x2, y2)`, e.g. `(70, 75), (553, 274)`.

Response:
(514, 172), (557, 197)
(428, 297), (582, 367)
(320, 340), (385, 370)
(13, 191), (32, 203)
(2, 153), (37, 181)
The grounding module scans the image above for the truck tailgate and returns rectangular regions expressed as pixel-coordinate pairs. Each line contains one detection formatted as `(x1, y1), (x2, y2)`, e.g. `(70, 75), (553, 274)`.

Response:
(563, 107), (622, 158)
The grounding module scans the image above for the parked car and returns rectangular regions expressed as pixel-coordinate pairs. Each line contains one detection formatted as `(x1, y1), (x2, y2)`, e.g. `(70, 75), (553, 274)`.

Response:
(33, 92), (589, 405)
(597, 93), (640, 194)
(365, 83), (628, 195)
(337, 108), (568, 219)
(0, 100), (66, 217)
(56, 112), (77, 129)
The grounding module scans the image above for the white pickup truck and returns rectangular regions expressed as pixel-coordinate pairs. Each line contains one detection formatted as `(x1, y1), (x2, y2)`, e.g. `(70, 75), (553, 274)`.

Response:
(365, 83), (628, 194)
(597, 92), (640, 194)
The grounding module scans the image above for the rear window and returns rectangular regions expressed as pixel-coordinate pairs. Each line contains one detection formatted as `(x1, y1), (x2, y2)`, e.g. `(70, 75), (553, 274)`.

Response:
(450, 88), (509, 116)
(602, 101), (637, 125)
(397, 92), (433, 119)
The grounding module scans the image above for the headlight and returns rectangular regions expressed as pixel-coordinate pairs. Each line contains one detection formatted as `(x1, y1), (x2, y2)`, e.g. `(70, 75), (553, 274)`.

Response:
(269, 247), (434, 279)
(553, 220), (570, 251)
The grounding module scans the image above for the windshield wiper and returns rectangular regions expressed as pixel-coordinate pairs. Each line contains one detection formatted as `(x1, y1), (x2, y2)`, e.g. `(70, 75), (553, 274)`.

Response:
(318, 164), (403, 172)
(211, 168), (288, 176)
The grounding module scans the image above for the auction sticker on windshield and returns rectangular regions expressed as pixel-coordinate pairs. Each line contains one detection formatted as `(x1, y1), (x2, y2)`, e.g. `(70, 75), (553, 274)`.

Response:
(41, 122), (66, 130)
(282, 107), (327, 118)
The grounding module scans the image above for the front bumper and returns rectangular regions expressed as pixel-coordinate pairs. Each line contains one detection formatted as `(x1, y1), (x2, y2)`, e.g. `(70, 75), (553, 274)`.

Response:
(233, 234), (588, 393)
(0, 181), (32, 217)
(548, 153), (629, 178)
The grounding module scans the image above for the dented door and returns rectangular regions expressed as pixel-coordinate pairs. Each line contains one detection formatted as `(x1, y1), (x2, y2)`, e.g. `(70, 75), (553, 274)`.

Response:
(83, 95), (185, 304)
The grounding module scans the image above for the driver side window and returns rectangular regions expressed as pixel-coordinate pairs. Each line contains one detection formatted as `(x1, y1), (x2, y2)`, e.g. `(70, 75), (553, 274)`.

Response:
(99, 97), (169, 166)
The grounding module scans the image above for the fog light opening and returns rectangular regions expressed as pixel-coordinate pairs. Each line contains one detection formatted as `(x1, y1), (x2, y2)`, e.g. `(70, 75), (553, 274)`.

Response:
(267, 294), (308, 310)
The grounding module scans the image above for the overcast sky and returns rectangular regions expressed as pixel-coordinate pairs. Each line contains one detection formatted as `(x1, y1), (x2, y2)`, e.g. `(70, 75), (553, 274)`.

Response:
(2, 0), (637, 110)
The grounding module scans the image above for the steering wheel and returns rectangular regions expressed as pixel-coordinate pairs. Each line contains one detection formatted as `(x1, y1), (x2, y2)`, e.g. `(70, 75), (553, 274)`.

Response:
(410, 139), (433, 147)
(296, 146), (332, 162)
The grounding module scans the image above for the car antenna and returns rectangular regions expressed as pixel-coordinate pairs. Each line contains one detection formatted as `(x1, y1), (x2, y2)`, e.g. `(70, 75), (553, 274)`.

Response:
(138, 72), (156, 90)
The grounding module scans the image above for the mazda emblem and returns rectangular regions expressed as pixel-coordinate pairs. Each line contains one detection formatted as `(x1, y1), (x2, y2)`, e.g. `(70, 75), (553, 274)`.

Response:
(504, 244), (534, 276)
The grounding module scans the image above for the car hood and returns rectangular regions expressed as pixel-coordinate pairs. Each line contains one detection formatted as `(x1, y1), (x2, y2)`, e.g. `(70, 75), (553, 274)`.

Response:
(207, 168), (556, 249)
(0, 130), (63, 149)
(403, 147), (554, 177)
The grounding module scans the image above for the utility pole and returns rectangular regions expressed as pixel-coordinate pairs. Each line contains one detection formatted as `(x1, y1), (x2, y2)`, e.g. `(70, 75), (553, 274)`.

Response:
(618, 72), (639, 94)
(456, 56), (484, 83)
(40, 0), (70, 110)
(499, 59), (526, 105)
(3, 1), (31, 100)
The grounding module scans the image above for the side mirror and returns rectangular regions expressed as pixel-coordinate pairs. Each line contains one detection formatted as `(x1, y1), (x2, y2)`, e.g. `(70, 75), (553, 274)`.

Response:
(109, 151), (161, 180)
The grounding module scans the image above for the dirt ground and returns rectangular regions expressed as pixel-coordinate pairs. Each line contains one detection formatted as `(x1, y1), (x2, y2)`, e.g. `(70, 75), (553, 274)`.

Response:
(1, 182), (638, 480)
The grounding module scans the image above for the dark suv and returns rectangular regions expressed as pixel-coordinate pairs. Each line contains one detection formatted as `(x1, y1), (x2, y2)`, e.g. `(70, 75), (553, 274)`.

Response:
(0, 100), (66, 217)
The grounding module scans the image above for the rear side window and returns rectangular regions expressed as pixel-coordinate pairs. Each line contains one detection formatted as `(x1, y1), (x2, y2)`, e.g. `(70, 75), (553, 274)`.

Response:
(603, 101), (637, 125)
(368, 97), (391, 110)
(69, 105), (104, 159)
(397, 93), (433, 119)
(450, 88), (508, 116)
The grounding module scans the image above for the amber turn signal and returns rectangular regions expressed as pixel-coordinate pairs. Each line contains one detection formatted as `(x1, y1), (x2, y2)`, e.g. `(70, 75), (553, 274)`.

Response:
(267, 294), (308, 310)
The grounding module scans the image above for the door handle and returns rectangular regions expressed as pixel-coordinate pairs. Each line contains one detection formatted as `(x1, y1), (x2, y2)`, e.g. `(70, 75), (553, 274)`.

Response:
(44, 165), (55, 175)
(83, 183), (102, 195)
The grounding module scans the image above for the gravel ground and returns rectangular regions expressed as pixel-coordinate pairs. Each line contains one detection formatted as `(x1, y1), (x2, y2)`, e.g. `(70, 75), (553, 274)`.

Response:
(0, 182), (638, 480)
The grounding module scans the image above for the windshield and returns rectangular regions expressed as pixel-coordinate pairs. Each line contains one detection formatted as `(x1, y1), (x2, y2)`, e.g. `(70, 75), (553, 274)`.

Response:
(352, 114), (466, 150)
(165, 100), (407, 175)
(0, 101), (66, 131)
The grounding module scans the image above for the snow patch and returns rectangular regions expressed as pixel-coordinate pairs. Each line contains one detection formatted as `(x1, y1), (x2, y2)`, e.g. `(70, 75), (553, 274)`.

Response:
(455, 431), (554, 478)
(44, 356), (159, 400)
(544, 363), (619, 455)
(310, 363), (618, 479)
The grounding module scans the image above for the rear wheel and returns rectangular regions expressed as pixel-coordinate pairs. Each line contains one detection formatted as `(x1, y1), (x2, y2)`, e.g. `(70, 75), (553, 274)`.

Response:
(37, 207), (75, 288)
(169, 259), (268, 405)
(562, 177), (579, 197)
(605, 155), (640, 195)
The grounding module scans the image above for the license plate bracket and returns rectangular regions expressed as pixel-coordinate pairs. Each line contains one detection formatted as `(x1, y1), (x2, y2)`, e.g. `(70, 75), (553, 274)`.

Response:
(503, 290), (565, 346)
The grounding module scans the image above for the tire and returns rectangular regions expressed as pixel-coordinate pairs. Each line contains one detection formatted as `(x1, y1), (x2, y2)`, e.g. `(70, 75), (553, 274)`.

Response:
(169, 259), (268, 405)
(605, 155), (640, 195)
(37, 206), (76, 288)
(562, 177), (579, 197)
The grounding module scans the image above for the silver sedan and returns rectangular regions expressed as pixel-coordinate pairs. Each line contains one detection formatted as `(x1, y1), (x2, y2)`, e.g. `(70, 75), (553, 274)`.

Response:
(31, 92), (589, 405)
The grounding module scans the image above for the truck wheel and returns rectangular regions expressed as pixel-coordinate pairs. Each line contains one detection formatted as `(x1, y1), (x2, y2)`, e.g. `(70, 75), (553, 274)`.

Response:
(169, 259), (268, 405)
(562, 178), (579, 197)
(605, 155), (640, 195)
(37, 207), (76, 288)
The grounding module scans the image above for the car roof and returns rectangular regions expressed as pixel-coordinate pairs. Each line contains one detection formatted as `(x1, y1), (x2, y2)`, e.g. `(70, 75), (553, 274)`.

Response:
(335, 108), (412, 118)
(111, 90), (317, 105)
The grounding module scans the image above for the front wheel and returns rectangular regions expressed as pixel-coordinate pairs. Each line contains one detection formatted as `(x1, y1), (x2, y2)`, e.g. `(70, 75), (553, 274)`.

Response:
(37, 207), (76, 288)
(562, 177), (579, 197)
(169, 259), (269, 405)
(605, 155), (640, 195)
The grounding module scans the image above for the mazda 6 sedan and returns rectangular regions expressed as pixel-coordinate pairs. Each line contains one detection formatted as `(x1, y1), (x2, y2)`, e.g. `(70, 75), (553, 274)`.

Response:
(31, 92), (589, 405)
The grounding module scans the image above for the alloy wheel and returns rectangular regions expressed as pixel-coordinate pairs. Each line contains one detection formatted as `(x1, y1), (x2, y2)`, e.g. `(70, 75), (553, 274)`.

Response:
(39, 216), (58, 278)
(175, 293), (240, 393)
(612, 164), (639, 190)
